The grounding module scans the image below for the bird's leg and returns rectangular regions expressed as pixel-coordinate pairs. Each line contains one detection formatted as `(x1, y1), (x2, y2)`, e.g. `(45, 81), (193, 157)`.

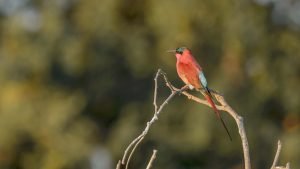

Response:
(188, 84), (194, 90)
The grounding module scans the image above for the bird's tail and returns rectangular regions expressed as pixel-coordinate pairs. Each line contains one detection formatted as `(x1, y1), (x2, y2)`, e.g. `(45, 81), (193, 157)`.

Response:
(203, 89), (232, 141)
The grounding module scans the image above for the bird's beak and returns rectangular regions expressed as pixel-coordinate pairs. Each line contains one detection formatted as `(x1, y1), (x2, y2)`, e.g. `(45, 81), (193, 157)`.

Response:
(166, 49), (176, 53)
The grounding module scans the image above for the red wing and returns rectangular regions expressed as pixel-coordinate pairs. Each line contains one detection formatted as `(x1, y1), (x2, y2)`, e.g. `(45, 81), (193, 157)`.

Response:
(177, 61), (201, 89)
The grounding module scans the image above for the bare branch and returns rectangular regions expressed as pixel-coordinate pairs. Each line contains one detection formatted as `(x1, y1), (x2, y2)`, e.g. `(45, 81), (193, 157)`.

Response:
(271, 140), (282, 169)
(117, 69), (291, 169)
(270, 141), (290, 169)
(117, 69), (188, 169)
(286, 162), (290, 169)
(159, 72), (251, 169)
(125, 134), (146, 169)
(146, 150), (158, 169)
(153, 69), (160, 113)
(116, 160), (122, 169)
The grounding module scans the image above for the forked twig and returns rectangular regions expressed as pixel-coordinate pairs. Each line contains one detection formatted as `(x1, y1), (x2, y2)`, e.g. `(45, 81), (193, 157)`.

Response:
(271, 140), (282, 169)
(159, 72), (251, 169)
(117, 69), (188, 169)
(116, 69), (291, 169)
(271, 140), (290, 169)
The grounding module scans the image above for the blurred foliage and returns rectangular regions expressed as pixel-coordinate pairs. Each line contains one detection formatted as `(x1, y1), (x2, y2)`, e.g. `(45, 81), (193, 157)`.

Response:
(0, 0), (299, 169)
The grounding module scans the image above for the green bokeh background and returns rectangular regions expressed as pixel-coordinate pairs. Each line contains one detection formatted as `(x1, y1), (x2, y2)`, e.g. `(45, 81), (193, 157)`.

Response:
(0, 0), (299, 169)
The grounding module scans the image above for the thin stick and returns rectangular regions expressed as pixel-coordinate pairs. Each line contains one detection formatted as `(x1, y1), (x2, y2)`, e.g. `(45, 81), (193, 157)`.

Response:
(116, 69), (294, 169)
(159, 73), (251, 169)
(153, 69), (160, 113)
(116, 160), (122, 169)
(118, 70), (188, 169)
(120, 70), (162, 167)
(271, 140), (282, 169)
(286, 162), (290, 169)
(270, 141), (290, 169)
(118, 69), (251, 169)
(146, 150), (158, 169)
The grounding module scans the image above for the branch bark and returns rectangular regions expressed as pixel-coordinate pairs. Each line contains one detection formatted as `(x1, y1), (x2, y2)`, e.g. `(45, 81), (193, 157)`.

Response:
(116, 69), (188, 169)
(116, 69), (291, 169)
(163, 74), (291, 169)
(161, 71), (251, 169)
(271, 140), (290, 169)
(146, 150), (158, 169)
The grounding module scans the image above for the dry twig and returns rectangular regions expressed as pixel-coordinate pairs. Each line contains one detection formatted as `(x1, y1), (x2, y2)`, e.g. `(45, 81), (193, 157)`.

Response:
(117, 69), (188, 169)
(146, 150), (158, 169)
(160, 72), (251, 169)
(116, 69), (290, 169)
(271, 140), (290, 169)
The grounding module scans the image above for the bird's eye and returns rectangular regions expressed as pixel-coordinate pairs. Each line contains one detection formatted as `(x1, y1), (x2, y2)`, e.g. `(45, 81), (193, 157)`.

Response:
(176, 47), (184, 54)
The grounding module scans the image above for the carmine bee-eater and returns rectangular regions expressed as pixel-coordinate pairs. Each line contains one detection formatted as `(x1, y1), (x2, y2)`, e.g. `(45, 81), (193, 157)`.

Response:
(168, 47), (232, 140)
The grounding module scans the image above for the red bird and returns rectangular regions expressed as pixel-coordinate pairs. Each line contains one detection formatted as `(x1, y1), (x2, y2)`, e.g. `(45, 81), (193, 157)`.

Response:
(169, 47), (232, 140)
